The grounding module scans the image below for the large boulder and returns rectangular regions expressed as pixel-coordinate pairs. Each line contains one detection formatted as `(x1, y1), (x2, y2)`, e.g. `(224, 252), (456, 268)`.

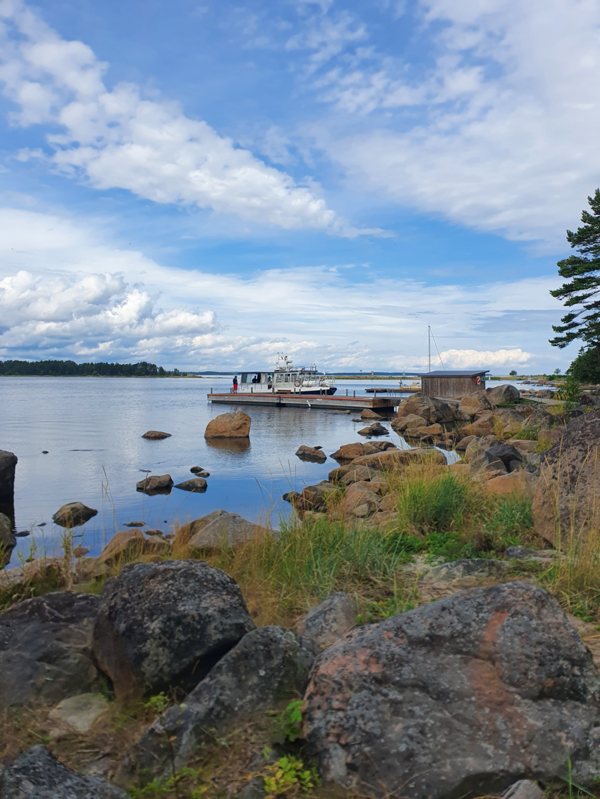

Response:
(486, 384), (520, 404)
(0, 592), (100, 709)
(122, 626), (315, 784)
(92, 560), (255, 698)
(459, 391), (493, 417)
(304, 582), (600, 799)
(533, 411), (600, 545)
(0, 511), (15, 568)
(52, 502), (98, 528)
(0, 449), (17, 516)
(396, 394), (457, 425)
(204, 411), (251, 439)
(0, 746), (128, 798)
(176, 509), (269, 553)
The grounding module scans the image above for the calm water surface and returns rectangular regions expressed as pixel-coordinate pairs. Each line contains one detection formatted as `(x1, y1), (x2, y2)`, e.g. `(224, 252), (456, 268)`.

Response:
(1, 376), (423, 564)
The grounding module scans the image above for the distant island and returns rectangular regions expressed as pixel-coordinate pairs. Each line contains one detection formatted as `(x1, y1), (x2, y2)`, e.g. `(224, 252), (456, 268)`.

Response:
(0, 360), (188, 377)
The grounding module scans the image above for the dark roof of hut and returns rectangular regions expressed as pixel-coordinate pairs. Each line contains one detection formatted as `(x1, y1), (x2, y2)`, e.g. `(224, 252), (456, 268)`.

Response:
(423, 370), (489, 377)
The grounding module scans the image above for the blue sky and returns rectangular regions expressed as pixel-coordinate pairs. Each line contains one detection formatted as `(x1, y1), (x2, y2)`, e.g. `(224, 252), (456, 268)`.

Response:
(0, 0), (598, 372)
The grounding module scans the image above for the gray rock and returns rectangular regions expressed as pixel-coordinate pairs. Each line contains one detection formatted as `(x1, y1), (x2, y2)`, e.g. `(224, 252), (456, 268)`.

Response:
(0, 745), (128, 798)
(486, 444), (523, 470)
(174, 477), (207, 492)
(0, 449), (17, 513)
(502, 780), (545, 799)
(187, 510), (268, 551)
(135, 474), (173, 495)
(0, 592), (100, 710)
(486, 384), (520, 404)
(304, 582), (600, 799)
(295, 592), (356, 648)
(418, 558), (511, 600)
(190, 467), (210, 476)
(0, 511), (15, 568)
(122, 626), (315, 785)
(533, 411), (600, 545)
(92, 560), (255, 699)
(52, 502), (98, 528)
(469, 447), (508, 479)
(505, 545), (536, 560)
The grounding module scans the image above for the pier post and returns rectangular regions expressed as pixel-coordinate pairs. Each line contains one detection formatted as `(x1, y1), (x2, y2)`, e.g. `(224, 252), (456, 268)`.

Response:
(353, 391), (355, 398)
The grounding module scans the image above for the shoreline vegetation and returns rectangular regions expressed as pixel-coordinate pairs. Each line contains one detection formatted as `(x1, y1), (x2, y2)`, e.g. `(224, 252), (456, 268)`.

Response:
(0, 359), (569, 382)
(3, 384), (600, 798)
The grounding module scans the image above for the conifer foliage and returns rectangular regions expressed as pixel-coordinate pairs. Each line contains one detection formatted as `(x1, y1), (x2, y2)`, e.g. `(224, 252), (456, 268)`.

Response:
(551, 189), (600, 350)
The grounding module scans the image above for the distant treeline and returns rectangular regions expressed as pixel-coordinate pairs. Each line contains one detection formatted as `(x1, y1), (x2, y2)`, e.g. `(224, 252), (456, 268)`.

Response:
(0, 360), (186, 377)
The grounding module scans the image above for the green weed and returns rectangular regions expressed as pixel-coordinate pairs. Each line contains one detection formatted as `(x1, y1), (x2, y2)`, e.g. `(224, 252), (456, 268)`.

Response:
(261, 752), (319, 798)
(278, 700), (304, 743)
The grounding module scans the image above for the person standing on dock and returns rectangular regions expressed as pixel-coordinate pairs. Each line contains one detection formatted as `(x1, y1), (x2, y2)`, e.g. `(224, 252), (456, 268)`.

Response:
(232, 375), (238, 393)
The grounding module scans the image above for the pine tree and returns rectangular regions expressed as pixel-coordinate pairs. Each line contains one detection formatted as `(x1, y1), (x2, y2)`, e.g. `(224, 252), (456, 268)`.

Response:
(550, 189), (600, 349)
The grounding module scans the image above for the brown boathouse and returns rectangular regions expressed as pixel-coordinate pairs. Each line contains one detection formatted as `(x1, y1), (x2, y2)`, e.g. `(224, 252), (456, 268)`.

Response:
(421, 370), (489, 399)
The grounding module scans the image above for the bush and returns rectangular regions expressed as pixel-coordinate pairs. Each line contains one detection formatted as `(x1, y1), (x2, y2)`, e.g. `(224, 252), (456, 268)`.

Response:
(567, 347), (600, 383)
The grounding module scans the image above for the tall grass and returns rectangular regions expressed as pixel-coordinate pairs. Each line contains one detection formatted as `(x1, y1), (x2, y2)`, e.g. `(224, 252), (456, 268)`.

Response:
(207, 464), (536, 626)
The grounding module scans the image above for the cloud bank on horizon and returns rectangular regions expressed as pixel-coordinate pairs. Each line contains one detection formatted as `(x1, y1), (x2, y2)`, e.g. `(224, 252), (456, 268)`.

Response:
(0, 0), (598, 371)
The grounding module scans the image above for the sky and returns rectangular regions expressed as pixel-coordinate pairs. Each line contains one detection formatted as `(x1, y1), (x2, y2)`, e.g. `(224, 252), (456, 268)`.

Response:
(0, 0), (599, 373)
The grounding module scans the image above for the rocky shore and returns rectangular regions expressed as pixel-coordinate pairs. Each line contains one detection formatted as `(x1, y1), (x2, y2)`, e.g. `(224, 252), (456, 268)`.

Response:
(2, 387), (600, 798)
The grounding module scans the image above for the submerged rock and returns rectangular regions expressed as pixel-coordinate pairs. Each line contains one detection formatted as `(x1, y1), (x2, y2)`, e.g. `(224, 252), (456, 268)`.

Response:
(174, 477), (207, 492)
(142, 430), (171, 440)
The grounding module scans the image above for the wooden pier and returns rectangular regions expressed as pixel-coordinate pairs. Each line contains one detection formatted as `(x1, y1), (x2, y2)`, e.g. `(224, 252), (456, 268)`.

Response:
(207, 391), (398, 411)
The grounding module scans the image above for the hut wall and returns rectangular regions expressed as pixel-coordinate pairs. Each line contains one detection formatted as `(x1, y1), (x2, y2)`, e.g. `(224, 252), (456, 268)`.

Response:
(422, 376), (485, 398)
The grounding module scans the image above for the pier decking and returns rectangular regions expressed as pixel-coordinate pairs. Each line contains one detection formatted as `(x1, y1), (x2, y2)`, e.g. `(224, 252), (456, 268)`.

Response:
(207, 391), (398, 411)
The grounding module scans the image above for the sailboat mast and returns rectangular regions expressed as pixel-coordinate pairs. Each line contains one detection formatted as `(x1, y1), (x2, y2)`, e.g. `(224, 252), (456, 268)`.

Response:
(428, 325), (431, 373)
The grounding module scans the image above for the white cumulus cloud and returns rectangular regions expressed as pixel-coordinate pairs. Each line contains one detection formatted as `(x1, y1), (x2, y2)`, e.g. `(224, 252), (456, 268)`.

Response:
(0, 0), (363, 234)
(302, 0), (600, 245)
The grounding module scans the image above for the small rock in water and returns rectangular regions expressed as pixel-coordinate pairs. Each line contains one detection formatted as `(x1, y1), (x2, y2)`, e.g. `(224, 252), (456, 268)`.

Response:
(37, 522), (46, 527)
(42, 450), (49, 454)
(52, 502), (98, 529)
(190, 467), (210, 477)
(15, 530), (30, 538)
(123, 521), (146, 527)
(175, 478), (207, 493)
(135, 474), (173, 495)
(142, 430), (171, 440)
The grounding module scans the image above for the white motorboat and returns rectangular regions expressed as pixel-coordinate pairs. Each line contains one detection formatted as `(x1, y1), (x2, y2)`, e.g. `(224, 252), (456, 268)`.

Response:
(236, 354), (336, 396)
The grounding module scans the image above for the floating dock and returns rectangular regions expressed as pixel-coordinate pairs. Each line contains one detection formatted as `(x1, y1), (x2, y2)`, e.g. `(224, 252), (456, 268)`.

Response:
(207, 391), (398, 411)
